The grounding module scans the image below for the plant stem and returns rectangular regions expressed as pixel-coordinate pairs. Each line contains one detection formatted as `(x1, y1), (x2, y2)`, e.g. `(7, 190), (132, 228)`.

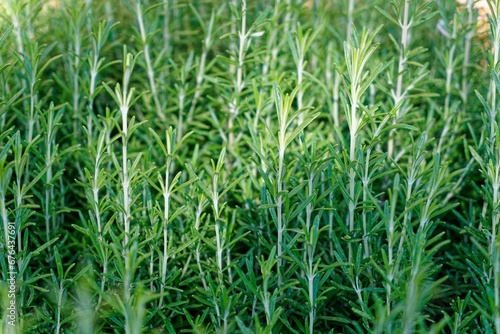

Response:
(361, 147), (371, 259)
(438, 15), (457, 155)
(492, 163), (500, 333)
(213, 171), (223, 282)
(163, 0), (171, 58)
(461, 0), (474, 103)
(55, 285), (63, 334)
(136, 0), (165, 123)
(228, 0), (247, 152)
(158, 130), (175, 308)
(277, 124), (285, 288)
(348, 88), (357, 264)
(389, 0), (411, 160)
(70, 5), (84, 140)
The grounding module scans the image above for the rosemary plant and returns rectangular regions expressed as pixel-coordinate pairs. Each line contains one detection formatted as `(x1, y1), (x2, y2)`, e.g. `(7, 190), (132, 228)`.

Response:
(0, 0), (499, 333)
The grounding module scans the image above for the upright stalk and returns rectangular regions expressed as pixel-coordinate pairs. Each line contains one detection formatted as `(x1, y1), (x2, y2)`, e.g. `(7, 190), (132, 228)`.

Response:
(228, 0), (247, 152)
(186, 9), (216, 129)
(386, 174), (400, 327)
(488, 3), (500, 329)
(194, 194), (209, 290)
(361, 147), (372, 259)
(69, 4), (86, 139)
(276, 98), (287, 288)
(491, 161), (500, 334)
(135, 0), (165, 123)
(403, 154), (448, 333)
(213, 155), (224, 283)
(0, 140), (11, 253)
(271, 84), (317, 288)
(490, 2), (500, 149)
(150, 127), (187, 308)
(396, 134), (426, 272)
(461, 0), (474, 103)
(347, 88), (358, 264)
(437, 15), (458, 155)
(86, 20), (114, 142)
(87, 129), (110, 309)
(306, 220), (319, 334)
(103, 48), (140, 302)
(43, 105), (61, 263)
(289, 26), (318, 124)
(163, 0), (171, 58)
(341, 28), (381, 264)
(347, 0), (354, 40)
(332, 0), (354, 129)
(388, 0), (411, 160)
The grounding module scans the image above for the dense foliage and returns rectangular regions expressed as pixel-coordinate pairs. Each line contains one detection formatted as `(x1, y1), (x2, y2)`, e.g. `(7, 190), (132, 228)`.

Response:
(0, 0), (499, 332)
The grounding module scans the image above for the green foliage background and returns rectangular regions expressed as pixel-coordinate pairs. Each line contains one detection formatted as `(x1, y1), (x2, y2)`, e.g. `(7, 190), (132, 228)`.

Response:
(0, 0), (498, 333)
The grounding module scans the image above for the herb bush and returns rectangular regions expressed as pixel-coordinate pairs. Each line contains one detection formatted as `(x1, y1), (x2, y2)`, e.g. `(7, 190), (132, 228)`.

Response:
(0, 0), (499, 332)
